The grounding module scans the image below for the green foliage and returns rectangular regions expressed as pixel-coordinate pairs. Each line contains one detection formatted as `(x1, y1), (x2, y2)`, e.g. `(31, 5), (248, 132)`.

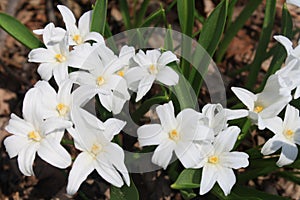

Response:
(110, 178), (139, 200)
(0, 12), (44, 49)
(91, 0), (108, 35)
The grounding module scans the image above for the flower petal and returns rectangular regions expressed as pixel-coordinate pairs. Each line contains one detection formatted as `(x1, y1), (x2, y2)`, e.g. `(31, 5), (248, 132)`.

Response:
(41, 118), (72, 134)
(263, 116), (283, 134)
(66, 152), (94, 195)
(28, 48), (55, 63)
(199, 164), (218, 195)
(152, 139), (176, 169)
(137, 124), (163, 146)
(274, 35), (293, 55)
(84, 32), (105, 44)
(261, 136), (283, 155)
(220, 151), (249, 169)
(217, 167), (236, 196)
(78, 10), (92, 37)
(231, 87), (256, 111)
(276, 143), (298, 167)
(53, 63), (69, 86)
(224, 108), (248, 120)
(5, 114), (34, 137)
(17, 142), (39, 176)
(124, 67), (147, 91)
(4, 135), (30, 158)
(37, 63), (55, 81)
(136, 75), (155, 102)
(156, 101), (177, 131)
(146, 49), (161, 64)
(214, 126), (240, 154)
(175, 142), (203, 168)
(156, 66), (179, 86)
(157, 51), (178, 67)
(57, 5), (78, 35)
(103, 118), (126, 141)
(38, 138), (71, 168)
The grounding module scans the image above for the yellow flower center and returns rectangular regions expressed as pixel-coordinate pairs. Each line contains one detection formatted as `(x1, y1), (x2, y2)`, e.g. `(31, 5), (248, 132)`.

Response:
(55, 54), (66, 63)
(96, 76), (105, 86)
(254, 105), (264, 113)
(284, 129), (294, 139)
(149, 64), (158, 74)
(208, 156), (219, 164)
(91, 143), (102, 157)
(117, 70), (125, 77)
(73, 34), (83, 44)
(28, 130), (41, 142)
(169, 129), (180, 141)
(56, 103), (69, 117)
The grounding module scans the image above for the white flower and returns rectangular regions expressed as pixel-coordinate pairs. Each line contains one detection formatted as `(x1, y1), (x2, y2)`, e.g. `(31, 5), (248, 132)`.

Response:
(70, 45), (130, 114)
(125, 49), (179, 101)
(4, 88), (72, 176)
(137, 101), (211, 169)
(66, 108), (130, 195)
(202, 103), (248, 135)
(287, 0), (300, 7)
(231, 74), (292, 130)
(57, 5), (104, 45)
(261, 104), (300, 167)
(197, 126), (249, 196)
(28, 23), (70, 85)
(116, 45), (135, 77)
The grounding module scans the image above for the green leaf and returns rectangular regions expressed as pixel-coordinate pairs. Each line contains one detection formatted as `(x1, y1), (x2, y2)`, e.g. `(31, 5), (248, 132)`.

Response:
(277, 171), (300, 185)
(91, 0), (108, 35)
(190, 0), (228, 97)
(216, 0), (262, 63)
(171, 169), (201, 190)
(139, 7), (165, 27)
(110, 178), (139, 200)
(119, 0), (132, 29)
(164, 24), (174, 51)
(180, 189), (197, 200)
(0, 12), (44, 49)
(134, 0), (150, 26)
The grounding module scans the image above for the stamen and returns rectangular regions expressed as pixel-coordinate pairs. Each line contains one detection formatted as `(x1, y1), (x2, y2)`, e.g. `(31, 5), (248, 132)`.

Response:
(56, 103), (69, 116)
(208, 156), (219, 164)
(117, 70), (125, 77)
(73, 34), (83, 44)
(169, 129), (180, 141)
(96, 76), (105, 86)
(55, 54), (66, 63)
(254, 105), (264, 113)
(284, 129), (294, 139)
(91, 143), (102, 157)
(149, 64), (158, 74)
(28, 130), (41, 142)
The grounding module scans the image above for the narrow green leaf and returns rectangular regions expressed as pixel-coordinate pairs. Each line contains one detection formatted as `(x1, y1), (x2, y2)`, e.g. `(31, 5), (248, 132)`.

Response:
(180, 189), (197, 200)
(216, 0), (262, 63)
(110, 178), (139, 200)
(139, 8), (165, 27)
(277, 171), (300, 185)
(91, 0), (108, 35)
(246, 0), (276, 89)
(0, 13), (44, 49)
(135, 0), (150, 26)
(164, 24), (173, 51)
(119, 0), (132, 29)
(104, 22), (118, 53)
(190, 0), (228, 97)
(171, 169), (201, 189)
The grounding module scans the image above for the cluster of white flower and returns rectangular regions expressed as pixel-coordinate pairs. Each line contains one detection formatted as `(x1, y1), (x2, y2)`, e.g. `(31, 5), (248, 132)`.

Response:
(3, 2), (300, 198)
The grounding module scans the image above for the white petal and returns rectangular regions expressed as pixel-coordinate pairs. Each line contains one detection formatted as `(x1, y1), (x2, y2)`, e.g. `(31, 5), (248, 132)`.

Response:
(17, 142), (39, 176)
(157, 51), (178, 67)
(84, 32), (105, 44)
(199, 164), (218, 195)
(231, 87), (256, 111)
(71, 85), (107, 107)
(95, 155), (124, 187)
(4, 135), (30, 158)
(78, 10), (92, 37)
(137, 124), (163, 146)
(294, 86), (300, 99)
(38, 138), (71, 168)
(28, 48), (55, 63)
(124, 67), (147, 90)
(103, 118), (126, 141)
(57, 79), (73, 105)
(264, 117), (283, 134)
(22, 88), (42, 127)
(99, 93), (113, 112)
(133, 50), (150, 67)
(119, 45), (135, 61)
(66, 152), (95, 195)
(283, 104), (300, 131)
(69, 71), (96, 86)
(37, 63), (55, 81)
(68, 44), (97, 69)
(151, 139), (176, 169)
(41, 118), (72, 134)
(5, 114), (34, 137)
(72, 108), (105, 131)
(156, 101), (177, 131)
(220, 151), (249, 169)
(214, 126), (240, 154)
(136, 75), (155, 102)
(276, 143), (298, 167)
(217, 167), (236, 196)
(146, 49), (161, 64)
(261, 137), (283, 155)
(57, 5), (78, 35)
(156, 66), (179, 86)
(224, 108), (248, 120)
(274, 35), (293, 55)
(175, 142), (203, 168)
(53, 63), (69, 86)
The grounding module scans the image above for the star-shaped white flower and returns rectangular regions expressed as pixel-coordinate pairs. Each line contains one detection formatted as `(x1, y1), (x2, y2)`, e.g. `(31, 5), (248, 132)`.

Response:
(196, 126), (249, 196)
(231, 74), (292, 130)
(125, 49), (179, 101)
(261, 104), (300, 167)
(66, 108), (130, 195)
(57, 5), (104, 46)
(70, 45), (130, 114)
(4, 87), (72, 176)
(28, 23), (70, 85)
(137, 101), (211, 169)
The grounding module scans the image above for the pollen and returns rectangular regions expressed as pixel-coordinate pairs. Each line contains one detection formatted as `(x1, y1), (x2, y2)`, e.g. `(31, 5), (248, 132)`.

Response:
(73, 34), (83, 44)
(117, 70), (125, 77)
(96, 76), (105, 86)
(254, 105), (264, 113)
(149, 64), (158, 74)
(28, 130), (41, 142)
(56, 103), (69, 116)
(55, 54), (66, 63)
(208, 156), (219, 164)
(91, 143), (102, 157)
(284, 129), (294, 139)
(169, 129), (180, 141)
